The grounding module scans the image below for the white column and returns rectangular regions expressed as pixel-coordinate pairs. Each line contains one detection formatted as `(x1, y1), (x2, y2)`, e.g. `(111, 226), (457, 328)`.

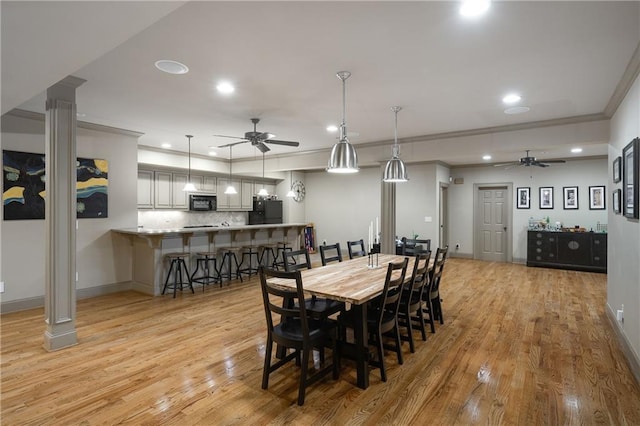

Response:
(43, 75), (86, 351)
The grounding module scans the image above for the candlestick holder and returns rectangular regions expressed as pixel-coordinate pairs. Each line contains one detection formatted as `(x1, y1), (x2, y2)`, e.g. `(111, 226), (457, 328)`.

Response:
(367, 243), (381, 268)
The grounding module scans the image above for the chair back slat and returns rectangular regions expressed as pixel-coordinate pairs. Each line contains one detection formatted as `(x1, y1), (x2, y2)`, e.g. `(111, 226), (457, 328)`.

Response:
(320, 243), (343, 266)
(371, 258), (408, 329)
(347, 239), (367, 259)
(429, 246), (449, 298)
(259, 267), (309, 336)
(284, 248), (312, 272)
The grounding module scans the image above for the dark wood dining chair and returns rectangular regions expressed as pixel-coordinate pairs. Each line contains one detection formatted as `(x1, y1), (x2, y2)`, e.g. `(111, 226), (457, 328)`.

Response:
(397, 251), (431, 352)
(423, 246), (448, 326)
(259, 267), (339, 405)
(347, 239), (367, 259)
(338, 257), (408, 382)
(319, 242), (343, 266)
(284, 248), (344, 319)
(401, 238), (431, 256)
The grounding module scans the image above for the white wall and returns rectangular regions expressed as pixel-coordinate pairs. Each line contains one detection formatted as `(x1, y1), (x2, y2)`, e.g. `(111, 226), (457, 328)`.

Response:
(1, 113), (138, 306)
(448, 158), (608, 261)
(608, 72), (640, 370)
(305, 167), (383, 248)
(396, 163), (449, 249)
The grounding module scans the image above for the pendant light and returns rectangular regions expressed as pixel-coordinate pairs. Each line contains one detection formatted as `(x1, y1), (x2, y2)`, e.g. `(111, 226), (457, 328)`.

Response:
(183, 135), (197, 191)
(327, 71), (359, 173)
(257, 151), (268, 197)
(224, 145), (237, 195)
(286, 170), (295, 197)
(383, 106), (409, 182)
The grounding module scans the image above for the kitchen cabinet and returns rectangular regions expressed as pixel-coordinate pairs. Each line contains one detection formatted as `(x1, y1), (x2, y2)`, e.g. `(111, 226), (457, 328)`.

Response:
(153, 171), (188, 209)
(216, 178), (254, 211)
(241, 180), (253, 209)
(527, 231), (607, 273)
(137, 170), (154, 208)
(190, 175), (217, 194)
(254, 181), (276, 197)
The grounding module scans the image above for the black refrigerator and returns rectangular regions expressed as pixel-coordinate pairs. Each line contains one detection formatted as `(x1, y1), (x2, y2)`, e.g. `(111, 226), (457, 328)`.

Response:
(248, 199), (283, 224)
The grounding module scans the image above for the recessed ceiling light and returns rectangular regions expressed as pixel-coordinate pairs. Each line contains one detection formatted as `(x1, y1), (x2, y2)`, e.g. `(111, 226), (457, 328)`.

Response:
(460, 0), (491, 18)
(326, 125), (338, 132)
(216, 81), (235, 94)
(502, 93), (521, 105)
(208, 151), (217, 156)
(76, 112), (86, 118)
(504, 106), (530, 115)
(161, 143), (172, 149)
(571, 147), (583, 153)
(482, 155), (492, 160)
(154, 60), (189, 75)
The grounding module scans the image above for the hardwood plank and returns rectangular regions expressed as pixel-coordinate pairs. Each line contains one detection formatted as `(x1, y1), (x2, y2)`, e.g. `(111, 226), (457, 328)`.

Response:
(2, 259), (640, 424)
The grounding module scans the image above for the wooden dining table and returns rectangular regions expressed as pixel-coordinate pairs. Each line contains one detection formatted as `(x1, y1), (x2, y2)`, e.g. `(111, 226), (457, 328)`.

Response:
(269, 253), (415, 389)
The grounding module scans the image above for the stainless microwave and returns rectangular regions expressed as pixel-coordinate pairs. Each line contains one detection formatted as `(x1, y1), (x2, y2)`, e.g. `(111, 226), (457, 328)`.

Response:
(189, 194), (217, 211)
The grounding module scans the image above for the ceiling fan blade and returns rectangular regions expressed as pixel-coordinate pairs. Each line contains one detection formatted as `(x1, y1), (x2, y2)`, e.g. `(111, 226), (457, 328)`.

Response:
(255, 142), (270, 153)
(541, 159), (566, 163)
(493, 162), (520, 167)
(218, 140), (248, 148)
(536, 163), (550, 167)
(266, 139), (300, 147)
(213, 134), (246, 140)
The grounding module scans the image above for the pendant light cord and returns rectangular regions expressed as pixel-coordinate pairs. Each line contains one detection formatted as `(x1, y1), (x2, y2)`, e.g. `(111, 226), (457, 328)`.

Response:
(229, 146), (233, 182)
(186, 134), (193, 181)
(391, 106), (402, 158)
(337, 71), (351, 143)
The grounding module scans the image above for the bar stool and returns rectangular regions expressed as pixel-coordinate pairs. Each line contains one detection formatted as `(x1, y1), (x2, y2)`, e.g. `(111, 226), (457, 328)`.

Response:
(239, 246), (261, 278)
(274, 241), (295, 270)
(259, 243), (278, 269)
(190, 251), (222, 291)
(162, 253), (194, 298)
(217, 246), (243, 283)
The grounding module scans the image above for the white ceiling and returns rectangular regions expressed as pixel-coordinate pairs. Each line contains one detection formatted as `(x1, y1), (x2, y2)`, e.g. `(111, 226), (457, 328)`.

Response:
(3, 1), (640, 168)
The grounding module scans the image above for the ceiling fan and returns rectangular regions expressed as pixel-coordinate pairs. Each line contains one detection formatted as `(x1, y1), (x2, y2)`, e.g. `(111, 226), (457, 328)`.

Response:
(214, 118), (300, 153)
(494, 150), (566, 168)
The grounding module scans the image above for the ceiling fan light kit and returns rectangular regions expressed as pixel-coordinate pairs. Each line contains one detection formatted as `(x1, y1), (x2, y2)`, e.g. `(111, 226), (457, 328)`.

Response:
(383, 106), (409, 183)
(183, 135), (197, 192)
(327, 71), (359, 174)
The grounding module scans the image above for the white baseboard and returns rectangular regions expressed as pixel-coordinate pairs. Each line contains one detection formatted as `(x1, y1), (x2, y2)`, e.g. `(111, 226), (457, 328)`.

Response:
(606, 304), (640, 386)
(1, 281), (135, 314)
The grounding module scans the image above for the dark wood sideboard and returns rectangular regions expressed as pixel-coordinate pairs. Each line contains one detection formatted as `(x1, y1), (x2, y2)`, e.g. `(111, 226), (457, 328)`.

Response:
(527, 231), (607, 273)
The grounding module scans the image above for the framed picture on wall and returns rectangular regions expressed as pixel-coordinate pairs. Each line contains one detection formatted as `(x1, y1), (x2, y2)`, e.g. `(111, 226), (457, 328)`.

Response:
(613, 156), (622, 183)
(613, 188), (621, 214)
(589, 186), (606, 210)
(562, 186), (578, 210)
(539, 187), (553, 209)
(516, 187), (530, 209)
(623, 137), (639, 219)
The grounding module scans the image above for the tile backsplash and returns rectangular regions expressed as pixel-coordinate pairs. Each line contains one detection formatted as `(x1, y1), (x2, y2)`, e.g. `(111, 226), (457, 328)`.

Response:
(138, 210), (246, 229)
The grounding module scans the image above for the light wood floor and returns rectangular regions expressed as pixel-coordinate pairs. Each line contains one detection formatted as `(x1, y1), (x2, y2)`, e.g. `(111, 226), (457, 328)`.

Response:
(2, 259), (640, 425)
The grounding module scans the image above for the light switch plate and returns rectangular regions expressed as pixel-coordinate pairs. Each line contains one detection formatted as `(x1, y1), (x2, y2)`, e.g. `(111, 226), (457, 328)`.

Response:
(424, 216), (432, 222)
(0, 281), (5, 293)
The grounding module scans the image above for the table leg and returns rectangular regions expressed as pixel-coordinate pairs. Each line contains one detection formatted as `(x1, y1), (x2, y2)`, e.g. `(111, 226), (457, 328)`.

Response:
(352, 303), (369, 389)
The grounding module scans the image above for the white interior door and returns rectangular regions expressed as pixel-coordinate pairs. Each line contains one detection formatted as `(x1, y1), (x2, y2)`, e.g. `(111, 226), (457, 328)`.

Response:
(475, 186), (511, 262)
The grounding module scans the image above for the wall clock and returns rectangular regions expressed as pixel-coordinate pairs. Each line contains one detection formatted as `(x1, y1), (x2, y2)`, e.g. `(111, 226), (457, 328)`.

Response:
(292, 180), (306, 202)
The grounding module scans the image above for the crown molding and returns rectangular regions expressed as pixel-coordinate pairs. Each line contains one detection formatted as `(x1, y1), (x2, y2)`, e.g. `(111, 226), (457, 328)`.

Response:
(604, 41), (640, 118)
(4, 108), (144, 138)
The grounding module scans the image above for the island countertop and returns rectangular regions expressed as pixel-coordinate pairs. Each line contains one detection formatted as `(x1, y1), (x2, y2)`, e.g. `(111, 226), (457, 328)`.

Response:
(113, 222), (310, 236)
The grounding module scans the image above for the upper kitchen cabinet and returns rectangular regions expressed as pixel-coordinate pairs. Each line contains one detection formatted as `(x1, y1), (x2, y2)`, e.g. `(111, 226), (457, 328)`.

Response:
(216, 178), (253, 211)
(154, 171), (188, 209)
(137, 170), (154, 209)
(190, 175), (216, 194)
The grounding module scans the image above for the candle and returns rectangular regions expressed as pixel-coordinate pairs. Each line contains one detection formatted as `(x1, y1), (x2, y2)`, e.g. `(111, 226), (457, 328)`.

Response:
(376, 217), (379, 243)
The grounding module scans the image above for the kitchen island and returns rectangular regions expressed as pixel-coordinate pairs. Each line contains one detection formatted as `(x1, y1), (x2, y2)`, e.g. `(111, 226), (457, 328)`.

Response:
(113, 223), (309, 295)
